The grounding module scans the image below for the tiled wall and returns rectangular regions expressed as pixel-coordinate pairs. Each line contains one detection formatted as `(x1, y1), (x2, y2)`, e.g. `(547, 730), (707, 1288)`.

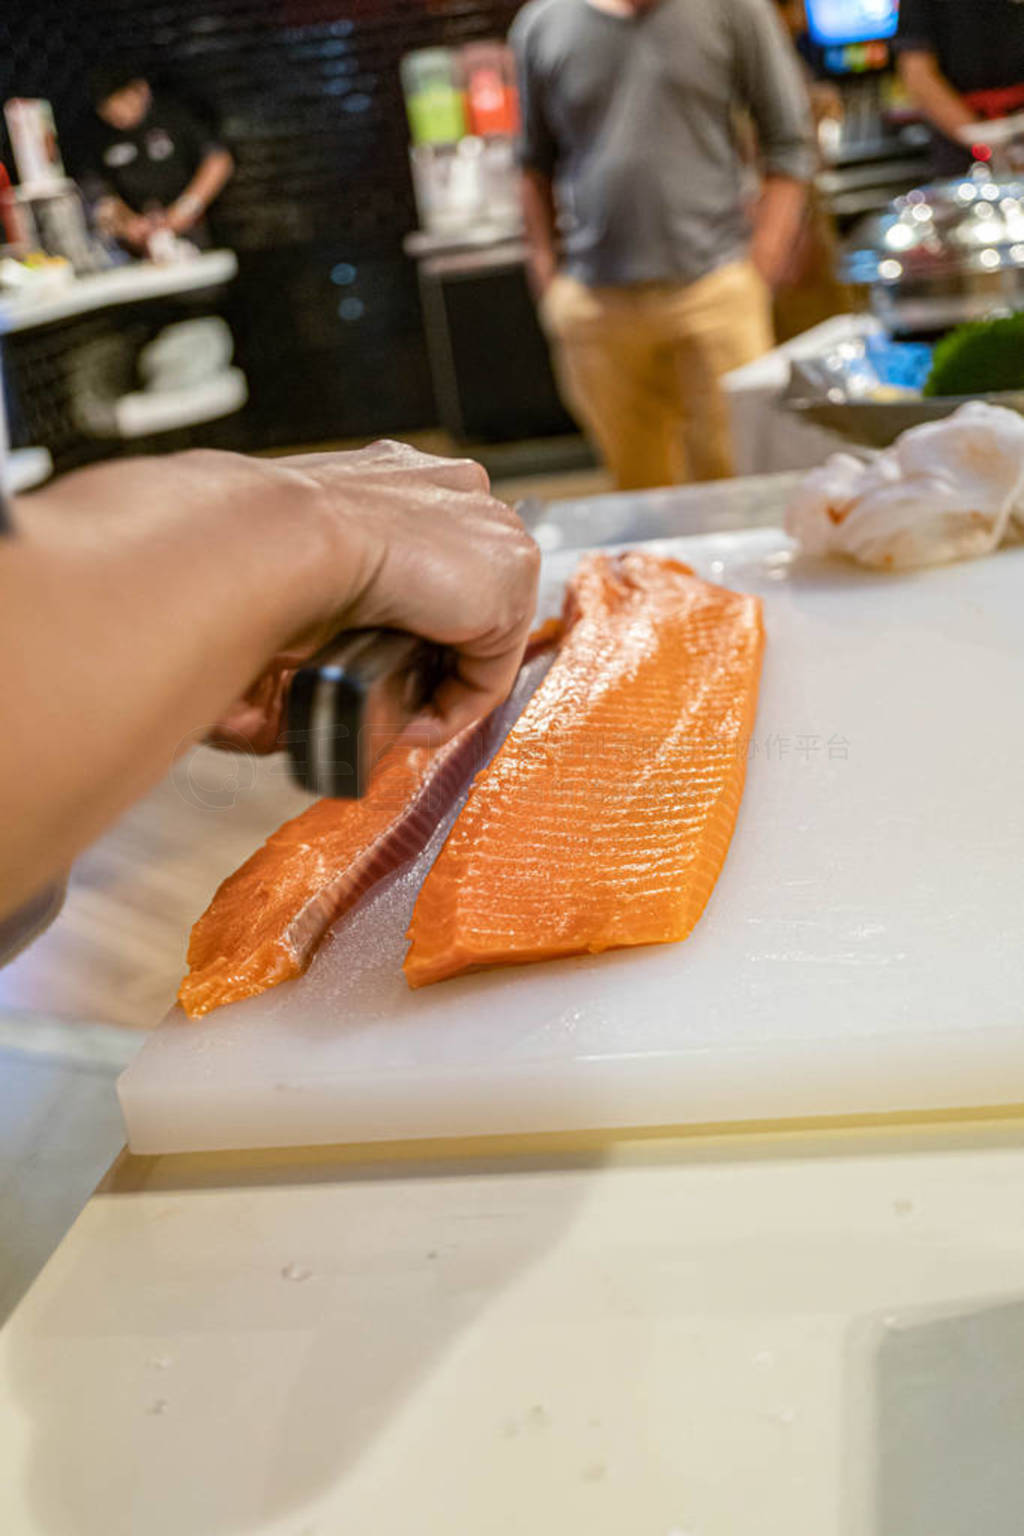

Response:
(1, 0), (524, 448)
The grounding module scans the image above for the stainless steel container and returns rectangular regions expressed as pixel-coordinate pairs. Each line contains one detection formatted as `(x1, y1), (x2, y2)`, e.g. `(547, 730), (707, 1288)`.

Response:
(783, 385), (1024, 450)
(843, 167), (1024, 333)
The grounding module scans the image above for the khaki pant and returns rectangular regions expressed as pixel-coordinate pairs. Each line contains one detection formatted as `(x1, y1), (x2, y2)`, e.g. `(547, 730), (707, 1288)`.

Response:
(540, 261), (773, 491)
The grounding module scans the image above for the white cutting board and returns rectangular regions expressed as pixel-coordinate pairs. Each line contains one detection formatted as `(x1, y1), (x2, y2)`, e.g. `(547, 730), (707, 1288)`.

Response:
(119, 530), (1024, 1154)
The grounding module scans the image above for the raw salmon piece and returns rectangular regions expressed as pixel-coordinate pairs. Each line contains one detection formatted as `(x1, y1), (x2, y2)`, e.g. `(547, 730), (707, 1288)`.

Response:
(178, 728), (485, 1018)
(178, 624), (563, 1019)
(403, 551), (764, 988)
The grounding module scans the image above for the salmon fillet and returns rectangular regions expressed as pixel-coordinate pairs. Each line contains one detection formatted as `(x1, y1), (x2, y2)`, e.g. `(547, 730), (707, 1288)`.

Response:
(178, 625), (563, 1019)
(403, 551), (764, 988)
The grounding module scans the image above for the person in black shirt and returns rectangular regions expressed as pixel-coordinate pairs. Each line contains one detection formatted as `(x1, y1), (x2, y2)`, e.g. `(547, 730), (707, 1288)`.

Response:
(897, 0), (1024, 175)
(84, 64), (234, 253)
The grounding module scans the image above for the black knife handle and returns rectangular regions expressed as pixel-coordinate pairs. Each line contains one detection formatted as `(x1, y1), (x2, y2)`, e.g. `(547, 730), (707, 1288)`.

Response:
(285, 630), (452, 799)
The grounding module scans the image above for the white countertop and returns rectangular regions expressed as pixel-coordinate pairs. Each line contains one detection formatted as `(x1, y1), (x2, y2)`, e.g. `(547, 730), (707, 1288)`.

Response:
(0, 251), (238, 336)
(405, 227), (524, 260)
(3, 1116), (1024, 1535)
(525, 470), (801, 552)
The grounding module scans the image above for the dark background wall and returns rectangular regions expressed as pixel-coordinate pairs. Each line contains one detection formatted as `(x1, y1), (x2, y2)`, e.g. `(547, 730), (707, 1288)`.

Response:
(0, 0), (525, 449)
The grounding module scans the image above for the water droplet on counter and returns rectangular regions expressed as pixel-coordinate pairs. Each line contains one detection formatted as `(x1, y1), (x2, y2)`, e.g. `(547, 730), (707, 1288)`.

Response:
(148, 1354), (173, 1371)
(753, 1350), (775, 1368)
(582, 1459), (607, 1483)
(281, 1263), (313, 1282)
(147, 1399), (168, 1416)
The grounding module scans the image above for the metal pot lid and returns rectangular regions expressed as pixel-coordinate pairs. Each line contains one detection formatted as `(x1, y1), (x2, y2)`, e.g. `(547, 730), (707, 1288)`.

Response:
(843, 165), (1024, 286)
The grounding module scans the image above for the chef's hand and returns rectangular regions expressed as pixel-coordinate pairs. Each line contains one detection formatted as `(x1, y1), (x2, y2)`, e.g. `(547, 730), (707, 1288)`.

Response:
(212, 441), (541, 752)
(1, 444), (537, 917)
(156, 201), (200, 238)
(95, 198), (154, 253)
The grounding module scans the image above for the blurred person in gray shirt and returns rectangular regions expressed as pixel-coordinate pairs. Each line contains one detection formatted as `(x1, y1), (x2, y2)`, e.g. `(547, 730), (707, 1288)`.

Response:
(512, 0), (814, 489)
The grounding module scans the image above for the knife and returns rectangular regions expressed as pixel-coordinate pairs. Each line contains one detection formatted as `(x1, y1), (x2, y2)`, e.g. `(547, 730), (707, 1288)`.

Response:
(284, 629), (453, 799)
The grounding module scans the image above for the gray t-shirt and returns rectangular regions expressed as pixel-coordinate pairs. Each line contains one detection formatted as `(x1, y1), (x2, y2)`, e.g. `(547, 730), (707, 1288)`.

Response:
(512, 0), (815, 287)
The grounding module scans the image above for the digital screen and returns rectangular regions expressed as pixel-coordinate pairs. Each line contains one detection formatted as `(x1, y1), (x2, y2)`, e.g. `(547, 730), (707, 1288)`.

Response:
(805, 0), (899, 45)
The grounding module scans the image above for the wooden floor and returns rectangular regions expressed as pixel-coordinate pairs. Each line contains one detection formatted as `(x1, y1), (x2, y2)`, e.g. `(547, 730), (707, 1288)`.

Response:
(0, 748), (312, 1030)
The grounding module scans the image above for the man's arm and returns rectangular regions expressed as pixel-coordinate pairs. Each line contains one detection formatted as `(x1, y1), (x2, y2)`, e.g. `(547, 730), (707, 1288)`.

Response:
(0, 446), (538, 920)
(731, 0), (815, 287)
(894, 0), (975, 143)
(165, 146), (235, 235)
(521, 167), (559, 301)
(511, 12), (561, 300)
(750, 175), (810, 290)
(898, 50), (977, 144)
